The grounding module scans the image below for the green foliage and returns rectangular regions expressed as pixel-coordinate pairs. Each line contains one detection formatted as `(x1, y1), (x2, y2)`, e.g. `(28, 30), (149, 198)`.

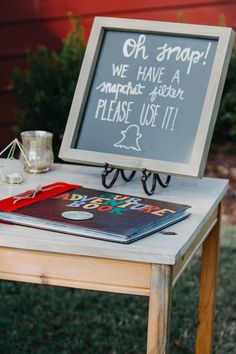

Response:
(214, 46), (236, 143)
(11, 14), (85, 160)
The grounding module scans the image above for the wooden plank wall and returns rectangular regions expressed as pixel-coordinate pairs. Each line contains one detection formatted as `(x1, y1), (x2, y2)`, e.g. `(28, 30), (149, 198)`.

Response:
(0, 0), (235, 152)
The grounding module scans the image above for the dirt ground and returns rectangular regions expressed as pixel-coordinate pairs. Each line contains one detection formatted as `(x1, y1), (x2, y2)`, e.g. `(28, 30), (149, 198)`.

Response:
(205, 144), (236, 225)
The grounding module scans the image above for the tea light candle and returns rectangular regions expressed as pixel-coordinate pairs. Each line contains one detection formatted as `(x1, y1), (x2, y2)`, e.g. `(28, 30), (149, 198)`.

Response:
(5, 172), (24, 184)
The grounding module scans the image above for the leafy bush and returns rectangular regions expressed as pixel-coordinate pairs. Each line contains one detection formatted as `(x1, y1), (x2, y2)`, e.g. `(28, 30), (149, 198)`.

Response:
(213, 46), (236, 144)
(11, 14), (85, 160)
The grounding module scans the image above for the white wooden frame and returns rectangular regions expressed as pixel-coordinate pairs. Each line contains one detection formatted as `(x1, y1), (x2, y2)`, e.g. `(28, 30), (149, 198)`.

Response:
(59, 17), (234, 177)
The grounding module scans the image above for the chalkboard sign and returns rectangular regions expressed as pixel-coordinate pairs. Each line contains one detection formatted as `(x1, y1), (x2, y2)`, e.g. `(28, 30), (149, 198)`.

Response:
(59, 17), (234, 177)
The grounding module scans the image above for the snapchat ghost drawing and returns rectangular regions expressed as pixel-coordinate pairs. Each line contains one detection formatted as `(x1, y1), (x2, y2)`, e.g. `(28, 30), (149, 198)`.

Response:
(113, 125), (142, 151)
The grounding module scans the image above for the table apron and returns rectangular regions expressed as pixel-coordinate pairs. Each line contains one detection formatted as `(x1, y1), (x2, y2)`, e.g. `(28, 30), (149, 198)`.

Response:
(0, 247), (152, 296)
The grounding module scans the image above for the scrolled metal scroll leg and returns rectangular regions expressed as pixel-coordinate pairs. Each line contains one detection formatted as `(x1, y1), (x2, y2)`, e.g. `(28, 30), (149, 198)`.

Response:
(102, 163), (120, 188)
(156, 174), (171, 188)
(141, 169), (157, 195)
(120, 169), (136, 182)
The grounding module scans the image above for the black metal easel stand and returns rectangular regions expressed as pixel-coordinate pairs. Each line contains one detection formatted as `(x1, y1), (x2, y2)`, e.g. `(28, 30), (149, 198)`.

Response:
(101, 163), (171, 195)
(102, 163), (136, 188)
(141, 168), (171, 195)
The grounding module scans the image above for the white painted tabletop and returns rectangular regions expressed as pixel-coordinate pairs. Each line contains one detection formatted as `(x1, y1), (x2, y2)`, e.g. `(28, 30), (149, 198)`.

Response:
(0, 161), (228, 265)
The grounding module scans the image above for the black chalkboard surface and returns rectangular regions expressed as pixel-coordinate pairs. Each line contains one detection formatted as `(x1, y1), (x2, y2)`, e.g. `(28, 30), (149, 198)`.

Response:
(76, 30), (217, 164)
(59, 17), (234, 177)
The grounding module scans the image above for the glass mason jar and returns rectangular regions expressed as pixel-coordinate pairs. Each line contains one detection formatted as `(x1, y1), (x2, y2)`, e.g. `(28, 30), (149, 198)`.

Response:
(20, 131), (54, 173)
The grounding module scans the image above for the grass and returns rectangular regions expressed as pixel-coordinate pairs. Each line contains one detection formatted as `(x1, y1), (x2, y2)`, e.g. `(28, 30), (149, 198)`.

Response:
(0, 225), (235, 354)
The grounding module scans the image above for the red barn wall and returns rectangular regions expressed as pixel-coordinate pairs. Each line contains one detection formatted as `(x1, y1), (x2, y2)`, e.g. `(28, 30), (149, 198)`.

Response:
(0, 0), (236, 151)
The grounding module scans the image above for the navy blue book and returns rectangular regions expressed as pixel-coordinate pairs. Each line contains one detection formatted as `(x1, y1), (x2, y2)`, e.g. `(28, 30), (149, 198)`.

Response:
(0, 187), (191, 243)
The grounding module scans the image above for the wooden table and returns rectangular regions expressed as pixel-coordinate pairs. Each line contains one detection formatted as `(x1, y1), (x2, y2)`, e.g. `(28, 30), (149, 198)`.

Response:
(0, 163), (227, 353)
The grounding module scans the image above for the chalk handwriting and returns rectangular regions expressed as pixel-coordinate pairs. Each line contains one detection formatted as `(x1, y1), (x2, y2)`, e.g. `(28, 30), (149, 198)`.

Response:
(156, 43), (212, 74)
(149, 84), (184, 102)
(139, 104), (161, 127)
(202, 43), (212, 65)
(161, 106), (179, 131)
(171, 69), (180, 84)
(112, 64), (129, 78)
(96, 81), (145, 100)
(90, 35), (214, 148)
(123, 34), (149, 60)
(136, 66), (165, 83)
(95, 99), (134, 123)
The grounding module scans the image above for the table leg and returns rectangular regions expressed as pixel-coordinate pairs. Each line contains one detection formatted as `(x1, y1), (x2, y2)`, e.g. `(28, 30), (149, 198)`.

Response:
(146, 264), (172, 354)
(195, 205), (221, 354)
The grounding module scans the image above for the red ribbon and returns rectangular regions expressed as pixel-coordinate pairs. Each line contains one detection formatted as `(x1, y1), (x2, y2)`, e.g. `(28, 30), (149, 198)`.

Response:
(0, 182), (81, 212)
